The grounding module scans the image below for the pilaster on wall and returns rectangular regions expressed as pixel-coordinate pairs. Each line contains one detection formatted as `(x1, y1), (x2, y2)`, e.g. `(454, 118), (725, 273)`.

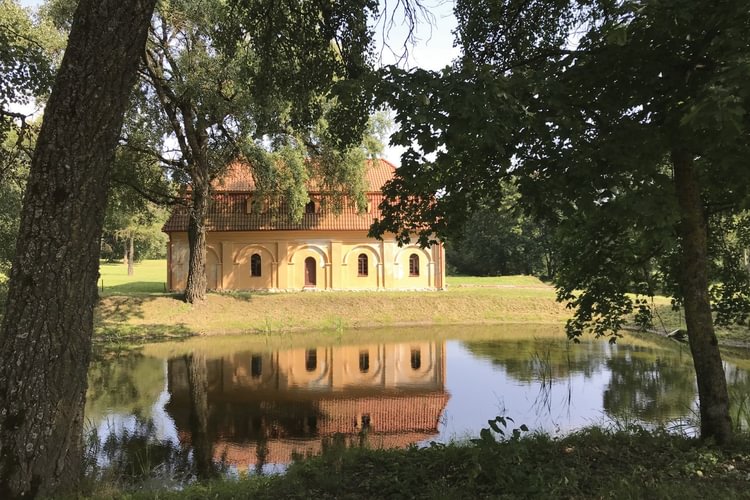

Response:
(431, 243), (445, 290)
(383, 240), (394, 288)
(221, 241), (234, 290)
(330, 241), (342, 289)
(278, 241), (290, 289)
(325, 262), (332, 290)
(379, 240), (386, 289)
(440, 243), (446, 289)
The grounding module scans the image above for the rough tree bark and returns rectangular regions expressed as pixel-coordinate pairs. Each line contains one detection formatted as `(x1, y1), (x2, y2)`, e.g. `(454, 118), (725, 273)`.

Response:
(184, 174), (209, 303)
(0, 0), (156, 497)
(672, 149), (733, 444)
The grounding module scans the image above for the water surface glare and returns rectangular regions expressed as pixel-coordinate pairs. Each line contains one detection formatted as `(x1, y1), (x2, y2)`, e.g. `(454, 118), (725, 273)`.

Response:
(85, 326), (750, 475)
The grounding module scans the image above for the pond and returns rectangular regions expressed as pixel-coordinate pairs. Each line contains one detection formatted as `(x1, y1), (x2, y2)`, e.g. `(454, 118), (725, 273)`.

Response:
(85, 325), (750, 479)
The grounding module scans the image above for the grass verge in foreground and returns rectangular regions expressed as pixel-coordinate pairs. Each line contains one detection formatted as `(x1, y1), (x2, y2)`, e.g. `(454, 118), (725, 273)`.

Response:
(93, 427), (750, 499)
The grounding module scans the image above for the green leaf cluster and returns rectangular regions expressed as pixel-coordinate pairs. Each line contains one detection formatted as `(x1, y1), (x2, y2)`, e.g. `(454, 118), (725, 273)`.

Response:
(373, 0), (750, 342)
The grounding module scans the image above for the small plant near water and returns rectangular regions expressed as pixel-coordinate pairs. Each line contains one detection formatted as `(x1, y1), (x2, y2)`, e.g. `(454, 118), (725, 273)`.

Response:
(471, 415), (529, 446)
(333, 316), (345, 336)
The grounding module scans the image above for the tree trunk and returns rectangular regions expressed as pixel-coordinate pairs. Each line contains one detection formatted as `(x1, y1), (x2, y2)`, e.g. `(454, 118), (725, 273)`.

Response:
(185, 353), (215, 479)
(184, 175), (209, 303)
(0, 1), (156, 497)
(672, 149), (732, 444)
(127, 232), (134, 276)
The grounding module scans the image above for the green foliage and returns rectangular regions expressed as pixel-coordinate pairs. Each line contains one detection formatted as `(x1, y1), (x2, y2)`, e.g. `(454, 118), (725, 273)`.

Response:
(0, 130), (28, 273)
(373, 0), (750, 343)
(220, 0), (378, 149)
(0, 3), (43, 265)
(446, 181), (555, 277)
(104, 153), (170, 262)
(708, 213), (750, 327)
(0, 0), (55, 118)
(109, 427), (750, 499)
(124, 0), (381, 229)
(472, 415), (529, 445)
(0, 1), (68, 275)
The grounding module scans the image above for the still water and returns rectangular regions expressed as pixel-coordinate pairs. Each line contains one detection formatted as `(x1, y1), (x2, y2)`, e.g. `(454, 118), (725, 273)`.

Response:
(85, 325), (750, 474)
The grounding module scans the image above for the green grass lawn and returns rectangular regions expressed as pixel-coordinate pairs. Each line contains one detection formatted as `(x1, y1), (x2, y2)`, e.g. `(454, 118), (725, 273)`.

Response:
(97, 261), (549, 294)
(98, 260), (168, 295)
(447, 274), (550, 287)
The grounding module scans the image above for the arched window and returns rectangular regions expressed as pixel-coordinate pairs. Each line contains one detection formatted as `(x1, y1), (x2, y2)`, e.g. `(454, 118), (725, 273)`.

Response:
(359, 350), (370, 373)
(305, 200), (316, 214)
(410, 348), (421, 370)
(251, 355), (262, 378)
(250, 253), (262, 277)
(409, 254), (420, 277)
(357, 253), (368, 277)
(305, 349), (317, 372)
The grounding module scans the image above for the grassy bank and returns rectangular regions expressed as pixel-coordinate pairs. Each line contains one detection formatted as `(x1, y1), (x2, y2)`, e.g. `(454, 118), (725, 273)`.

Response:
(94, 260), (568, 345)
(92, 259), (750, 348)
(94, 284), (568, 343)
(91, 427), (750, 499)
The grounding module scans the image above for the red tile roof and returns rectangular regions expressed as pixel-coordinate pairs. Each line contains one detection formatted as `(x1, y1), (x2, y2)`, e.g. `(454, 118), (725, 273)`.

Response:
(175, 392), (449, 466)
(164, 159), (396, 233)
(212, 158), (396, 193)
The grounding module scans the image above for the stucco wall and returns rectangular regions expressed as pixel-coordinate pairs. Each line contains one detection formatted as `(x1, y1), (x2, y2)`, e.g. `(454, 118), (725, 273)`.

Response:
(167, 230), (445, 292)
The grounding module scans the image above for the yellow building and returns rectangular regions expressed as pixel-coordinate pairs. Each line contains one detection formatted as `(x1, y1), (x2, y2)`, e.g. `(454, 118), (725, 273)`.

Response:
(163, 159), (446, 291)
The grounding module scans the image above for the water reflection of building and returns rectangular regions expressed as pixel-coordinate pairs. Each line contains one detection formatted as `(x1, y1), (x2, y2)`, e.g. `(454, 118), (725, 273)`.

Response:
(165, 342), (448, 467)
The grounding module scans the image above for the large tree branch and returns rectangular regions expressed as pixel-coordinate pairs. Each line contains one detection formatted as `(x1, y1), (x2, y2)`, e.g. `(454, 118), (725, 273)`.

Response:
(142, 47), (193, 163)
(119, 140), (187, 170)
(110, 173), (183, 206)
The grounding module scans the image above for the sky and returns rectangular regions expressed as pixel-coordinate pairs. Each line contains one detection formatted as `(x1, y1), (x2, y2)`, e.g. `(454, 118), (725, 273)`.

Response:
(15, 0), (459, 166)
(374, 1), (459, 164)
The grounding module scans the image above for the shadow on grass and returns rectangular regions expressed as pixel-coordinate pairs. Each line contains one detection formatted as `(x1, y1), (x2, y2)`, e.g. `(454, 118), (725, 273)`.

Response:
(213, 290), (272, 302)
(97, 295), (159, 322)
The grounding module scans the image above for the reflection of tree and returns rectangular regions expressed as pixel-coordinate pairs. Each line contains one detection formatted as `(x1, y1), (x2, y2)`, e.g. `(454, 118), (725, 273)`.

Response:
(96, 416), (190, 485)
(85, 354), (164, 422)
(185, 353), (216, 480)
(603, 350), (696, 423)
(725, 365), (750, 432)
(165, 354), (323, 455)
(463, 338), (605, 382)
